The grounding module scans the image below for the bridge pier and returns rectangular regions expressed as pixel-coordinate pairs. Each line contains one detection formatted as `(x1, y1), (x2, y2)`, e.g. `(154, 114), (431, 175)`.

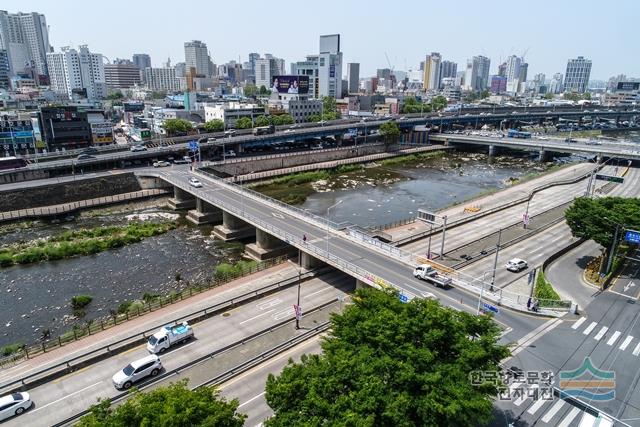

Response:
(488, 144), (497, 157)
(538, 148), (547, 162)
(300, 251), (324, 270)
(356, 279), (371, 290)
(212, 211), (255, 241)
(186, 198), (223, 225)
(168, 187), (196, 210)
(245, 229), (295, 260)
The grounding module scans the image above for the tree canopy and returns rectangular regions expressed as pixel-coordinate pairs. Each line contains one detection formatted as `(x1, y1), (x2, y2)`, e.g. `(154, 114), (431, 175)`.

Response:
(254, 115), (271, 127)
(271, 114), (294, 125)
(402, 97), (431, 114)
(379, 121), (401, 146)
(162, 118), (193, 136)
(235, 117), (253, 129)
(78, 380), (246, 427)
(259, 85), (269, 95)
(565, 196), (640, 247)
(204, 119), (224, 132)
(322, 96), (337, 114)
(265, 288), (509, 427)
(106, 91), (124, 100)
(244, 84), (258, 97)
(432, 95), (448, 111)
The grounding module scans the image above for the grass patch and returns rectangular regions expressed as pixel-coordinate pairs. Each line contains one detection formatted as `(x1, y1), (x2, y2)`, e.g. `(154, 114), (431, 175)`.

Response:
(1, 342), (24, 357)
(0, 221), (175, 267)
(379, 151), (445, 167)
(534, 271), (562, 307)
(214, 259), (259, 280)
(71, 295), (93, 310)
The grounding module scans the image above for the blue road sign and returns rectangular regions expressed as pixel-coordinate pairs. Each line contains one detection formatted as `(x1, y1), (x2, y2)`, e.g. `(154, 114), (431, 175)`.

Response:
(399, 294), (408, 303)
(188, 141), (199, 152)
(625, 230), (640, 244)
(483, 302), (499, 314)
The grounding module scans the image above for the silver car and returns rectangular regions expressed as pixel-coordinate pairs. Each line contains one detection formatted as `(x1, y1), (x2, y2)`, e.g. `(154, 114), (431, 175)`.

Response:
(0, 392), (31, 421)
(112, 354), (162, 389)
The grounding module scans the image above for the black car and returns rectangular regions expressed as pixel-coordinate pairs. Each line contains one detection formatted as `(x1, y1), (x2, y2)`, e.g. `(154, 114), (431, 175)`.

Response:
(76, 154), (95, 161)
(81, 147), (99, 154)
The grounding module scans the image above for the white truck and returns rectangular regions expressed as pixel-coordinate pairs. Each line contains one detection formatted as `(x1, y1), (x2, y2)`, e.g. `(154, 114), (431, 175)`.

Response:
(413, 264), (452, 288)
(147, 322), (194, 353)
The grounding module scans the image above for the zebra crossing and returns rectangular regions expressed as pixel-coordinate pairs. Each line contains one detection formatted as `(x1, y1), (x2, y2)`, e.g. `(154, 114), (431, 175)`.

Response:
(571, 317), (639, 353)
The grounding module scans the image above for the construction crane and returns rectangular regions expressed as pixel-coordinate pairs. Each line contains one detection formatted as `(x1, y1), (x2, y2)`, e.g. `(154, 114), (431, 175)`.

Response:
(384, 52), (399, 90)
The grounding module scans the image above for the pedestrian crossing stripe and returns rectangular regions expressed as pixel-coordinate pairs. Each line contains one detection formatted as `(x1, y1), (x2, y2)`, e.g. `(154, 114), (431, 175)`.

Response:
(572, 318), (639, 356)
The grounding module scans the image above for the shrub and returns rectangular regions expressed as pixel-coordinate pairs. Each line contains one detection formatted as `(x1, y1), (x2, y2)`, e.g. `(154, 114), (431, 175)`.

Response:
(534, 271), (561, 306)
(117, 301), (133, 314)
(1, 342), (24, 357)
(71, 295), (93, 310)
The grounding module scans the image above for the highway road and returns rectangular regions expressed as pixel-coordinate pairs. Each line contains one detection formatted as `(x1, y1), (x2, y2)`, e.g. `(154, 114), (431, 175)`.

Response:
(2, 273), (353, 427)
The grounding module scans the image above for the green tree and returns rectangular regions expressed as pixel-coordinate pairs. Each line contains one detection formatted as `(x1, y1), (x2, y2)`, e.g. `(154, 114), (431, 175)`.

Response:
(162, 118), (193, 136)
(379, 121), (401, 147)
(78, 380), (246, 426)
(543, 92), (554, 100)
(432, 95), (448, 111)
(306, 113), (322, 123)
(259, 85), (269, 95)
(272, 114), (294, 126)
(235, 117), (253, 129)
(480, 89), (491, 99)
(204, 119), (224, 132)
(565, 196), (640, 248)
(322, 96), (337, 114)
(151, 90), (167, 99)
(244, 84), (258, 97)
(583, 92), (592, 100)
(106, 91), (124, 100)
(265, 288), (509, 427)
(254, 115), (271, 127)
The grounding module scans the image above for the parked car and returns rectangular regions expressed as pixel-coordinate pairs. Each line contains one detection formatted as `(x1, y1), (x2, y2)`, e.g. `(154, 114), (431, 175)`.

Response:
(112, 354), (162, 389)
(0, 392), (31, 421)
(130, 145), (147, 152)
(188, 177), (203, 188)
(153, 161), (171, 168)
(506, 258), (528, 272)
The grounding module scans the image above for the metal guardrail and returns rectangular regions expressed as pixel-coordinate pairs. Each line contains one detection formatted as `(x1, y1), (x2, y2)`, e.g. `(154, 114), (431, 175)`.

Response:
(0, 261), (317, 392)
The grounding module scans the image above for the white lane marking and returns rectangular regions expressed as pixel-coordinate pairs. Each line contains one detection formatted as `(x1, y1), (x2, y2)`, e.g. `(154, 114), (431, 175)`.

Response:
(632, 343), (640, 356)
(583, 321), (598, 335)
(514, 384), (538, 407)
(238, 391), (266, 408)
(527, 396), (548, 415)
(303, 286), (334, 299)
(32, 381), (101, 412)
(579, 412), (597, 427)
(508, 382), (525, 394)
(541, 399), (566, 423)
(557, 407), (581, 427)
(239, 308), (276, 325)
(606, 331), (621, 346)
(623, 281), (636, 293)
(572, 317), (587, 330)
(256, 298), (282, 310)
(273, 307), (294, 321)
(619, 336), (633, 351)
(510, 318), (563, 358)
(594, 326), (609, 341)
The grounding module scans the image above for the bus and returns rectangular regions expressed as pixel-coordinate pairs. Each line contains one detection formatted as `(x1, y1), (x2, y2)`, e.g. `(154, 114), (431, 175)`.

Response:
(253, 125), (275, 136)
(0, 157), (28, 171)
(507, 129), (532, 139)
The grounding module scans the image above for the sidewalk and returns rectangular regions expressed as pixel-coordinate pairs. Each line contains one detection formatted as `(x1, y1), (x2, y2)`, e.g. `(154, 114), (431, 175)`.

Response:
(0, 262), (299, 387)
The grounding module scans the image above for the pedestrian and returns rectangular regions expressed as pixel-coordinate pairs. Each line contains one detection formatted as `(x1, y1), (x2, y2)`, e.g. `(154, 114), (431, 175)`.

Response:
(303, 234), (307, 244)
(527, 297), (532, 310)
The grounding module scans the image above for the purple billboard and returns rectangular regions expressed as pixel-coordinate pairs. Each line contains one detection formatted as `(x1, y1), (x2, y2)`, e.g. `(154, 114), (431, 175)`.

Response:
(270, 75), (309, 94)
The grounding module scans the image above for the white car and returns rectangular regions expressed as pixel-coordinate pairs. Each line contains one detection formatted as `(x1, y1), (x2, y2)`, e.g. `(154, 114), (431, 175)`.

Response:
(153, 161), (170, 168)
(0, 392), (31, 421)
(506, 258), (528, 272)
(130, 145), (147, 152)
(112, 354), (162, 389)
(188, 177), (203, 188)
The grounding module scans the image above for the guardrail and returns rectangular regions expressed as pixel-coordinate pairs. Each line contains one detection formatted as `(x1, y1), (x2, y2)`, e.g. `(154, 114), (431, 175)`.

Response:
(0, 255), (303, 386)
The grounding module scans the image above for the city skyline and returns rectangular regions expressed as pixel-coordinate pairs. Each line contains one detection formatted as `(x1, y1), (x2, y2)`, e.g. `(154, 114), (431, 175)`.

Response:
(2, 0), (639, 81)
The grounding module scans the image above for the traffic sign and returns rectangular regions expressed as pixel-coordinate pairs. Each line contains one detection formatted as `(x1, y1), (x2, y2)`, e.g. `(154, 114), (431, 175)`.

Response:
(188, 140), (199, 152)
(625, 230), (640, 244)
(399, 294), (408, 303)
(523, 213), (530, 227)
(418, 209), (436, 224)
(595, 174), (624, 184)
(483, 302), (499, 314)
(293, 304), (302, 320)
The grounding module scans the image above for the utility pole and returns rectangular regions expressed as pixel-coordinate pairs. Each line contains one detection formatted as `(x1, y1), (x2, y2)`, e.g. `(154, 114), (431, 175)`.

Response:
(605, 224), (621, 275)
(490, 228), (502, 292)
(439, 215), (448, 260)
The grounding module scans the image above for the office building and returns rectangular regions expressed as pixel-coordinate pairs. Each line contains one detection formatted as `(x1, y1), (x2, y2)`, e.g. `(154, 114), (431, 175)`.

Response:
(203, 102), (265, 128)
(174, 62), (186, 78)
(37, 106), (94, 150)
(505, 55), (521, 84)
(519, 63), (528, 84)
(347, 63), (359, 94)
(0, 11), (51, 78)
(318, 34), (342, 98)
(144, 67), (180, 92)
(564, 56), (591, 93)
(184, 40), (210, 77)
(490, 75), (507, 94)
(440, 60), (457, 80)
(0, 112), (35, 155)
(46, 45), (106, 100)
(464, 55), (490, 91)
(422, 52), (441, 90)
(549, 73), (563, 94)
(104, 59), (141, 88)
(0, 49), (8, 89)
(132, 53), (151, 71)
(292, 55), (319, 98)
(377, 68), (392, 80)
(497, 62), (507, 78)
(255, 57), (281, 90)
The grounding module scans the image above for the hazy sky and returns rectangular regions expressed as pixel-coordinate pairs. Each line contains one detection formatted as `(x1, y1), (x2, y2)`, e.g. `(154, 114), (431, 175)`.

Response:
(5, 0), (639, 80)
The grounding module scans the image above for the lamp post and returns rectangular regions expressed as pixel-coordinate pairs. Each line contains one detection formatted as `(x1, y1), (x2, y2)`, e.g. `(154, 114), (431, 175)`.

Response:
(427, 222), (433, 259)
(490, 228), (502, 292)
(326, 200), (343, 257)
(439, 215), (448, 260)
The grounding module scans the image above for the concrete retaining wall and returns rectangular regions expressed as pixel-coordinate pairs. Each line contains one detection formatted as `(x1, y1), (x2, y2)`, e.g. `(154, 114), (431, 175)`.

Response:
(0, 169), (50, 184)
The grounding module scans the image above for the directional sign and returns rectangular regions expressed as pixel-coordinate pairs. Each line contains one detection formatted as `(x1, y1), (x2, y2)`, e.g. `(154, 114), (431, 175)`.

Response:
(625, 230), (640, 244)
(483, 302), (499, 314)
(595, 174), (624, 184)
(417, 209), (436, 224)
(188, 140), (199, 152)
(399, 294), (409, 303)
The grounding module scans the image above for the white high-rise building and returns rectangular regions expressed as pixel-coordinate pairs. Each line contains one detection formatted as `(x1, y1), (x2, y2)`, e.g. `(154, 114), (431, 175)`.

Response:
(0, 10), (51, 78)
(184, 40), (210, 77)
(46, 45), (106, 100)
(464, 55), (490, 92)
(254, 57), (281, 90)
(564, 56), (591, 93)
(318, 34), (342, 98)
(550, 73), (564, 94)
(422, 52), (442, 90)
(144, 67), (180, 92)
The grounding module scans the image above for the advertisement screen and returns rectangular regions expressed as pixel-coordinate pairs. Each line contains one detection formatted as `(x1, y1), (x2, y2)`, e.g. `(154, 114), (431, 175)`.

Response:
(270, 76), (309, 94)
(617, 82), (640, 91)
(124, 102), (145, 112)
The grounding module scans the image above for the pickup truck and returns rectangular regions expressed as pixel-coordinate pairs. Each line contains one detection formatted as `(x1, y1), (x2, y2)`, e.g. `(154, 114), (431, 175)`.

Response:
(147, 322), (194, 353)
(413, 264), (452, 288)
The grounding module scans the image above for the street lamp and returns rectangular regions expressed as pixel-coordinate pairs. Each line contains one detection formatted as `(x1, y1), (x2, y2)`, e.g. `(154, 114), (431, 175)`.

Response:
(439, 215), (448, 260)
(490, 228), (502, 292)
(326, 200), (343, 257)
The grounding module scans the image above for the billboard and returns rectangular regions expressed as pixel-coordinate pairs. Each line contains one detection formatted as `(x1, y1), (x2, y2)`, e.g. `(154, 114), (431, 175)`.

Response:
(271, 76), (309, 94)
(124, 102), (145, 112)
(617, 82), (640, 91)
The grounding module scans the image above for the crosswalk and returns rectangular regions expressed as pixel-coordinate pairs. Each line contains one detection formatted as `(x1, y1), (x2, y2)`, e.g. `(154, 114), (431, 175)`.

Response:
(571, 317), (639, 353)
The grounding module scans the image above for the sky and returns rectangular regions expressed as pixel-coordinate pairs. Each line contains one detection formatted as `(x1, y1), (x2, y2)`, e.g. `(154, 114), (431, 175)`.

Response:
(4, 0), (640, 81)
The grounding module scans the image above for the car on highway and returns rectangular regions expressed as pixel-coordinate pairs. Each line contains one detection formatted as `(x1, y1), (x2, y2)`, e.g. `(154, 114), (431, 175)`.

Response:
(130, 145), (147, 152)
(188, 177), (203, 188)
(224, 130), (236, 136)
(565, 138), (577, 143)
(81, 147), (99, 154)
(506, 258), (528, 272)
(0, 392), (31, 421)
(153, 161), (171, 168)
(317, 120), (327, 125)
(224, 150), (236, 157)
(76, 154), (95, 161)
(112, 354), (162, 389)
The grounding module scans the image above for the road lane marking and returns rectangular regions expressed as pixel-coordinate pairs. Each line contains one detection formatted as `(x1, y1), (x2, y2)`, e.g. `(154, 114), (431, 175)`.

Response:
(510, 318), (562, 358)
(557, 406), (581, 427)
(239, 309), (277, 325)
(606, 331), (621, 346)
(273, 308), (294, 321)
(541, 400), (565, 423)
(619, 336), (634, 351)
(583, 321), (598, 335)
(594, 326), (609, 341)
(633, 343), (640, 356)
(514, 384), (537, 407)
(527, 396), (548, 415)
(303, 286), (335, 299)
(32, 381), (102, 413)
(238, 391), (266, 408)
(572, 317), (587, 330)
(256, 298), (282, 310)
(508, 382), (525, 394)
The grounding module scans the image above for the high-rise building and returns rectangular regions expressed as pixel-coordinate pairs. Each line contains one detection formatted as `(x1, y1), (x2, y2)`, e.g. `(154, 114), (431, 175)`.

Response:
(144, 67), (180, 92)
(505, 55), (521, 84)
(184, 40), (210, 77)
(104, 59), (141, 89)
(318, 34), (342, 98)
(497, 62), (507, 78)
(347, 63), (359, 94)
(564, 56), (591, 93)
(254, 57), (281, 90)
(377, 68), (392, 80)
(0, 11), (51, 78)
(549, 73), (563, 94)
(519, 63), (528, 84)
(464, 55), (490, 91)
(490, 75), (507, 94)
(174, 62), (186, 78)
(0, 49), (8, 89)
(422, 52), (441, 90)
(292, 55), (319, 98)
(440, 60), (457, 80)
(46, 45), (106, 100)
(132, 53), (151, 71)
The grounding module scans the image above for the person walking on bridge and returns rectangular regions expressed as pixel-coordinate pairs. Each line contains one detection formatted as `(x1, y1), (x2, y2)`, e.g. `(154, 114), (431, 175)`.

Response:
(303, 234), (307, 244)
